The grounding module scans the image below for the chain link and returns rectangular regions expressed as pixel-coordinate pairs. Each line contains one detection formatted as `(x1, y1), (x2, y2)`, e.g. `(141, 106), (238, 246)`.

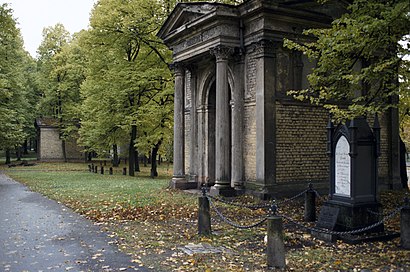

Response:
(203, 188), (404, 236)
(207, 196), (268, 229)
(278, 206), (403, 236)
(276, 189), (308, 205)
(206, 194), (273, 210)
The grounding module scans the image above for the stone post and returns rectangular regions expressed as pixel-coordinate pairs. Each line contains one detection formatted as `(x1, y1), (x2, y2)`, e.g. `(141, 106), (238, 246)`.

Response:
(170, 62), (187, 189)
(304, 184), (316, 222)
(267, 216), (286, 268)
(209, 46), (235, 196)
(401, 198), (410, 249)
(198, 194), (211, 235)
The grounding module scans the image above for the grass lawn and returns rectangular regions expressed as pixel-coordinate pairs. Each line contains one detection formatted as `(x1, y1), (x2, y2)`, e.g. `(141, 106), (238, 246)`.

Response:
(2, 161), (410, 271)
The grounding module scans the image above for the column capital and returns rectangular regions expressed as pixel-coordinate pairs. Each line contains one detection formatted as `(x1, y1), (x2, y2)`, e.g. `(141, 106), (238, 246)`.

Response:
(185, 64), (198, 74)
(210, 45), (234, 62)
(251, 39), (278, 57)
(169, 62), (185, 76)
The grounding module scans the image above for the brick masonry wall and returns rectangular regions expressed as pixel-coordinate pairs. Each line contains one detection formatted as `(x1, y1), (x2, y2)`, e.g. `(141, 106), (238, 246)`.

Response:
(275, 103), (329, 183)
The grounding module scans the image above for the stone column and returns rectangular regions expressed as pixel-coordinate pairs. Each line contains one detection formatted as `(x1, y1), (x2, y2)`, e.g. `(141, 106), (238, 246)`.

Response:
(254, 40), (277, 198)
(232, 55), (245, 193)
(210, 45), (235, 196)
(188, 65), (198, 184)
(170, 62), (187, 189)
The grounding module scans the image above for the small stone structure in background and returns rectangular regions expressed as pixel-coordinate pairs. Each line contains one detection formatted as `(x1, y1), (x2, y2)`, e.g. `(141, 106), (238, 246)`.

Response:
(35, 117), (83, 161)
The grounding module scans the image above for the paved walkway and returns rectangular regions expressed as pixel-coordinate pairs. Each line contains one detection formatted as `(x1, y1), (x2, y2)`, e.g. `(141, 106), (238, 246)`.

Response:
(0, 173), (145, 272)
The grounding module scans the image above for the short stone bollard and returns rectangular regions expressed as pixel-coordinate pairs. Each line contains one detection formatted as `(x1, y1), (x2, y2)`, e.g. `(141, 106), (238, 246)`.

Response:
(401, 197), (410, 249)
(267, 216), (286, 268)
(109, 167), (113, 175)
(94, 166), (98, 173)
(122, 167), (127, 175)
(304, 183), (316, 222)
(198, 194), (211, 235)
(100, 166), (104, 175)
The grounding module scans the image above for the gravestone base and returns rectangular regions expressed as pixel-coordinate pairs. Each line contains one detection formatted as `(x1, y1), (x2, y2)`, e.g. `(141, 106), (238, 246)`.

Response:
(209, 185), (236, 197)
(325, 201), (384, 233)
(170, 177), (197, 190)
(339, 231), (400, 245)
(311, 231), (338, 243)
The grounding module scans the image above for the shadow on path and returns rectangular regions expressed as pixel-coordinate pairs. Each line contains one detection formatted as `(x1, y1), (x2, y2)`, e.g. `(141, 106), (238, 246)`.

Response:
(0, 172), (147, 271)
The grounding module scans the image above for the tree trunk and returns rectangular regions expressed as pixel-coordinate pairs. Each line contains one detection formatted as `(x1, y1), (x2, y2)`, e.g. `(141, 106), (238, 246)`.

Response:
(150, 140), (162, 178)
(5, 149), (11, 164)
(143, 155), (147, 167)
(23, 140), (28, 155)
(112, 144), (119, 167)
(62, 139), (67, 162)
(16, 146), (22, 161)
(128, 125), (137, 176)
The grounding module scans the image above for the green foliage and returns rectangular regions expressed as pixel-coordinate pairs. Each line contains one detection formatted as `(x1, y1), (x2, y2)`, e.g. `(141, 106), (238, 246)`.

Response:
(0, 4), (35, 151)
(79, 0), (174, 160)
(284, 0), (410, 121)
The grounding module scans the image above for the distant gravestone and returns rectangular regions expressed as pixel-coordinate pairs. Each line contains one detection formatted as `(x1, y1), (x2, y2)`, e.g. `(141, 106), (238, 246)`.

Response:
(316, 116), (383, 237)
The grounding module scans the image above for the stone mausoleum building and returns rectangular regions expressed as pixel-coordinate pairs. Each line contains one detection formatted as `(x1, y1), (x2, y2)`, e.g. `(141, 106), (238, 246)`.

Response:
(158, 0), (401, 197)
(35, 117), (83, 161)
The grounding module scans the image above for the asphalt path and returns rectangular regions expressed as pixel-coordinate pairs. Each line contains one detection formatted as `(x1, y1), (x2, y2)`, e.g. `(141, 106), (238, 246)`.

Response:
(0, 172), (145, 272)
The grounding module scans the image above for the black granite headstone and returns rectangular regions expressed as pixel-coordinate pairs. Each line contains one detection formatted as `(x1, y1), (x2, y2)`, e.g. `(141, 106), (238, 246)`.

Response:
(316, 206), (339, 230)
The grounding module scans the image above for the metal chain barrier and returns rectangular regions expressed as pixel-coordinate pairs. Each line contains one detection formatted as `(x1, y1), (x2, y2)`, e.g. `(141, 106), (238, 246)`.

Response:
(207, 195), (268, 229)
(202, 187), (404, 236)
(206, 194), (273, 210)
(278, 206), (403, 236)
(276, 189), (308, 205)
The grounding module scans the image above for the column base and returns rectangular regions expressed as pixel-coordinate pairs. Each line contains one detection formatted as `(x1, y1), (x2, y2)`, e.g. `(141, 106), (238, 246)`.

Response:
(169, 177), (197, 190)
(209, 184), (236, 197)
(234, 184), (246, 196)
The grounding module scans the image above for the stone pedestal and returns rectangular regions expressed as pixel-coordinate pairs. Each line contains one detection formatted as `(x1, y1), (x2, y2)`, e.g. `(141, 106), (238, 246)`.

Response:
(324, 201), (384, 232)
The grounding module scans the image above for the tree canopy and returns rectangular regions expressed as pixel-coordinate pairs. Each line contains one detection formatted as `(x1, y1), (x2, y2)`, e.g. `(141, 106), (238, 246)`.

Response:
(284, 0), (410, 122)
(0, 4), (36, 161)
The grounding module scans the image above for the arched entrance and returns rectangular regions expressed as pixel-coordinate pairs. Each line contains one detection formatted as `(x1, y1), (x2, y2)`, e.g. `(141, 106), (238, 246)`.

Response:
(202, 76), (232, 187)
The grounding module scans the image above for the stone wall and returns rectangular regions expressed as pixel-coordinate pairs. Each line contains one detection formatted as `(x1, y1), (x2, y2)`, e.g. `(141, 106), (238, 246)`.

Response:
(38, 127), (83, 161)
(243, 100), (257, 181)
(39, 127), (63, 160)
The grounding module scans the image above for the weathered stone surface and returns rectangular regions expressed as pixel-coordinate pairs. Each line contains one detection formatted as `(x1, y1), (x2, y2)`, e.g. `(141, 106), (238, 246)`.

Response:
(158, 0), (400, 197)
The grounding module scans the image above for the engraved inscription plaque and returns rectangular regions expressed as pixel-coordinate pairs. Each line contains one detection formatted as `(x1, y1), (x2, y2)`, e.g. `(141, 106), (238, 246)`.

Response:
(316, 206), (339, 230)
(335, 136), (351, 196)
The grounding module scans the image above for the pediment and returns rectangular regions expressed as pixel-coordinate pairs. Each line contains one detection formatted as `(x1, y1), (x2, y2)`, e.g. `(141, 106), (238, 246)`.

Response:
(157, 3), (218, 40)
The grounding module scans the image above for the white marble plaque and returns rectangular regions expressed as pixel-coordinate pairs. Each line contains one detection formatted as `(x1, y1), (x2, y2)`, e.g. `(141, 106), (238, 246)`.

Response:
(335, 136), (351, 196)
